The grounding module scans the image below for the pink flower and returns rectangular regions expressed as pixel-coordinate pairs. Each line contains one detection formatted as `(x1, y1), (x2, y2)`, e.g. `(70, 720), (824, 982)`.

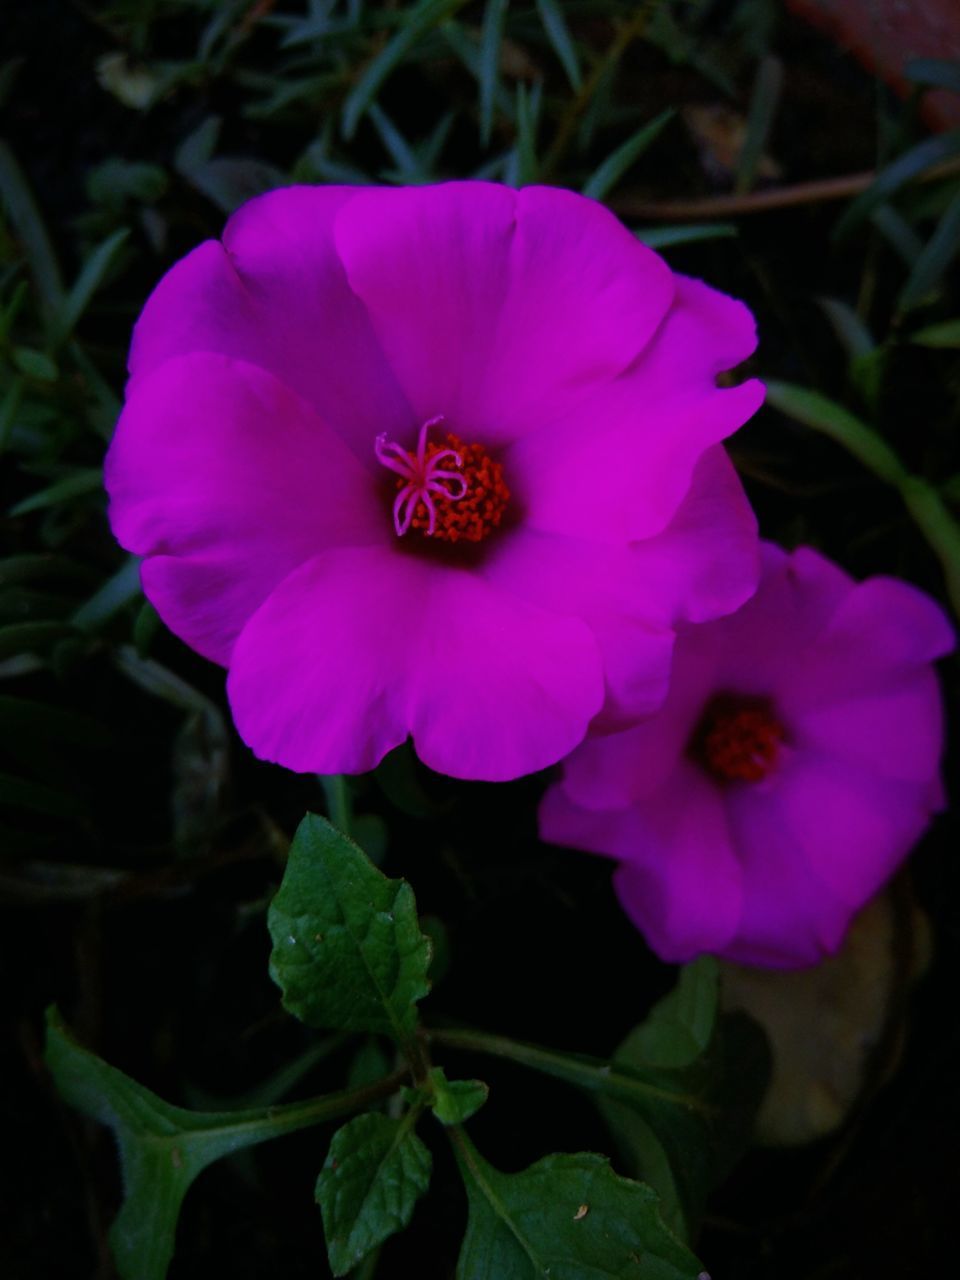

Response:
(105, 182), (763, 781)
(540, 544), (953, 967)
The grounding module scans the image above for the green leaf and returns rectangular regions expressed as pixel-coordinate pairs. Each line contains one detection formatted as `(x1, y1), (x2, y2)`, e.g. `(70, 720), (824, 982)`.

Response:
(45, 1009), (405, 1280)
(834, 129), (960, 240)
(0, 620), (72, 659)
(451, 1132), (703, 1279)
(11, 345), (58, 381)
(582, 109), (675, 202)
(51, 228), (130, 345)
(72, 555), (142, 631)
(268, 813), (432, 1047)
(536, 0), (582, 90)
(435, 963), (769, 1243)
(764, 380), (906, 484)
(735, 54), (783, 195)
(0, 140), (64, 317)
(479, 0), (509, 145)
(898, 185), (960, 312)
(8, 468), (103, 516)
(341, 0), (467, 139)
(428, 1067), (488, 1125)
(910, 317), (960, 347)
(636, 222), (737, 249)
(598, 962), (769, 1238)
(316, 1111), (432, 1276)
(816, 296), (875, 362)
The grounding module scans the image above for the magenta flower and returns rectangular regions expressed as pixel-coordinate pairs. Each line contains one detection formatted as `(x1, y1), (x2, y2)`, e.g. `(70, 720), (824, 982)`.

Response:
(540, 544), (953, 967)
(105, 182), (763, 781)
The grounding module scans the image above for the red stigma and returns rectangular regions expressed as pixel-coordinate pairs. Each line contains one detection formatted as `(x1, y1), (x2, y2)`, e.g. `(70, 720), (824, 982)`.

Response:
(690, 695), (785, 784)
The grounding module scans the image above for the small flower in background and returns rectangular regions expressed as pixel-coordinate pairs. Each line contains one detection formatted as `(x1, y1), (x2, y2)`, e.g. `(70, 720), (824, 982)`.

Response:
(106, 182), (763, 782)
(540, 544), (953, 968)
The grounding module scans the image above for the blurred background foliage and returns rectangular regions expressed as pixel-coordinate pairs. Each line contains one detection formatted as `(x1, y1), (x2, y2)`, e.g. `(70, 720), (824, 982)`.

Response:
(1, 1), (958, 1276)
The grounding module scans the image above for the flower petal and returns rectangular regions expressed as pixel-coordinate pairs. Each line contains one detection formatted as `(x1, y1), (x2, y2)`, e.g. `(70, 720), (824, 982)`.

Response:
(507, 276), (764, 544)
(227, 547), (604, 780)
(745, 752), (940, 915)
(127, 186), (411, 460)
(542, 764), (743, 962)
(722, 775), (867, 968)
(333, 182), (674, 443)
(106, 352), (385, 663)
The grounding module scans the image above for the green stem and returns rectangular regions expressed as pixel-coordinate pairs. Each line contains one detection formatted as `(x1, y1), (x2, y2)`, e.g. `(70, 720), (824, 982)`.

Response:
(320, 774), (352, 835)
(430, 1027), (700, 1110)
(176, 1069), (408, 1148)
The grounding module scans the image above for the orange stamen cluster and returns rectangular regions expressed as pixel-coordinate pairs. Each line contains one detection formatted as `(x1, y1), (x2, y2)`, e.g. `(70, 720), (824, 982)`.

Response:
(691, 696), (785, 784)
(408, 433), (510, 543)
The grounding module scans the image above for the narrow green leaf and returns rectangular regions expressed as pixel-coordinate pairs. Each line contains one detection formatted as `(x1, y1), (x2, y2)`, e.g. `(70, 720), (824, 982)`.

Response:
(316, 1112), (432, 1276)
(765, 381), (960, 614)
(636, 222), (737, 249)
(9, 468), (103, 516)
(834, 129), (960, 240)
(0, 695), (111, 747)
(816, 297), (875, 361)
(509, 81), (542, 187)
(428, 1067), (488, 1126)
(72, 556), (142, 631)
(51, 228), (130, 346)
(735, 54), (783, 194)
(0, 140), (64, 316)
(342, 0), (467, 139)
(870, 204), (923, 264)
(46, 1009), (405, 1280)
(536, 0), (582, 90)
(0, 620), (72, 659)
(11, 346), (58, 382)
(910, 317), (960, 347)
(582, 109), (675, 202)
(368, 104), (424, 181)
(268, 813), (432, 1046)
(898, 185), (960, 311)
(905, 57), (960, 95)
(0, 770), (89, 821)
(620, 958), (719, 1069)
(479, 0), (509, 145)
(451, 1131), (703, 1279)
(764, 381), (906, 484)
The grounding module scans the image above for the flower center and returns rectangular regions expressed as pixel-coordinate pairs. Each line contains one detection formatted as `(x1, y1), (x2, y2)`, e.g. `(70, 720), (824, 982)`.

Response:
(375, 417), (510, 544)
(689, 695), (785, 784)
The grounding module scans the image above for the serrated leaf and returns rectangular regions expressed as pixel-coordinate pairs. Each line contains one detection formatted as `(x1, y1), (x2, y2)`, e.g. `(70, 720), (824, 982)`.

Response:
(268, 813), (432, 1045)
(316, 1111), (432, 1275)
(452, 1134), (703, 1279)
(45, 1009), (403, 1280)
(599, 963), (769, 1240)
(428, 1067), (488, 1125)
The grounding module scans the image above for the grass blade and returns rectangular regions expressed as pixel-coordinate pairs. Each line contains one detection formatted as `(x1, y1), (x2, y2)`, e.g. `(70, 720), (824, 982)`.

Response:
(536, 0), (581, 90)
(834, 129), (960, 240)
(479, 0), (509, 145)
(582, 108), (674, 202)
(898, 185), (960, 311)
(0, 140), (64, 318)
